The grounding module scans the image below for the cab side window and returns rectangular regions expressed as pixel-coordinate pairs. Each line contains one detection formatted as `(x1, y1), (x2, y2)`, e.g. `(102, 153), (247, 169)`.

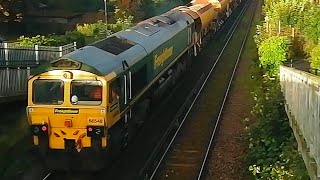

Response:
(109, 78), (121, 103)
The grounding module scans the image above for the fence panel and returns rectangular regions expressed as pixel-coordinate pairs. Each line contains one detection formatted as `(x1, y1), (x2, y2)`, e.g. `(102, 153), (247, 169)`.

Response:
(280, 65), (320, 179)
(0, 42), (76, 67)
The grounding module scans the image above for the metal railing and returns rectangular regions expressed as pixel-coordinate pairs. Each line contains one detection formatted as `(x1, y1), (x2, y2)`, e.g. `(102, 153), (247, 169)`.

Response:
(0, 67), (30, 97)
(0, 42), (76, 67)
(280, 65), (320, 179)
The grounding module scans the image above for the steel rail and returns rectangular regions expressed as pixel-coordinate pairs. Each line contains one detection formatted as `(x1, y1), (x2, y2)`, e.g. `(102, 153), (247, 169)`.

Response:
(149, 0), (252, 179)
(197, 0), (259, 179)
(42, 172), (51, 180)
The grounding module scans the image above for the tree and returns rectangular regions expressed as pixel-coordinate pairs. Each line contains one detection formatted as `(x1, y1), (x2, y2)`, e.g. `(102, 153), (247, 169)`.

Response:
(114, 0), (142, 20)
(258, 36), (292, 75)
(310, 44), (320, 69)
(300, 5), (320, 45)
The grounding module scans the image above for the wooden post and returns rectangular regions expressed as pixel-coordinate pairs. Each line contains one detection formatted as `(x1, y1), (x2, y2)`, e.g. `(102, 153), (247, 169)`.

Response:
(278, 20), (281, 35)
(17, 67), (20, 91)
(4, 42), (8, 66)
(27, 66), (30, 79)
(265, 16), (269, 33)
(35, 45), (39, 65)
(59, 46), (63, 57)
(292, 27), (295, 38)
(6, 68), (9, 92)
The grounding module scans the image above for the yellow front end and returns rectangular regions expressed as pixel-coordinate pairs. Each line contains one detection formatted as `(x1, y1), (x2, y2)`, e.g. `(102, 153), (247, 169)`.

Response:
(29, 107), (107, 150)
(27, 70), (110, 152)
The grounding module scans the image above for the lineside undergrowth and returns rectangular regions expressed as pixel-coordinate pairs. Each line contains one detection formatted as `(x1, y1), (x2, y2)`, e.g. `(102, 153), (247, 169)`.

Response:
(243, 0), (309, 179)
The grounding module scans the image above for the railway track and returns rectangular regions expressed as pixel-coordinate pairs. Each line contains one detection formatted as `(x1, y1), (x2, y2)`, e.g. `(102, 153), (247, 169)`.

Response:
(38, 1), (254, 180)
(149, 0), (258, 179)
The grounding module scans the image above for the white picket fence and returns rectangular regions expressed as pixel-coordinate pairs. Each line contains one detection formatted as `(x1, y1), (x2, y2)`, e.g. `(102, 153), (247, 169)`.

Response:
(280, 65), (320, 180)
(0, 42), (76, 67)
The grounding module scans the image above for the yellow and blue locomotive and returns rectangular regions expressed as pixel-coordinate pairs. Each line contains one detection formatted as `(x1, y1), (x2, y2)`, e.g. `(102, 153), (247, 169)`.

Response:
(26, 0), (239, 170)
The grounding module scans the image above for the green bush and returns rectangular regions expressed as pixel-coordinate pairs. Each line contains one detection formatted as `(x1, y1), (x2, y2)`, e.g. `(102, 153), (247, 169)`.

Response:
(310, 44), (320, 70)
(246, 76), (308, 179)
(18, 32), (85, 48)
(17, 35), (52, 46)
(258, 36), (292, 76)
(46, 34), (69, 46)
(64, 31), (86, 48)
(112, 16), (134, 32)
(76, 23), (97, 37)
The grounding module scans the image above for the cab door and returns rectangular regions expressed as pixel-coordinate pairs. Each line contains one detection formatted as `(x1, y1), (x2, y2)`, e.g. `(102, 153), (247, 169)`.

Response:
(108, 78), (121, 126)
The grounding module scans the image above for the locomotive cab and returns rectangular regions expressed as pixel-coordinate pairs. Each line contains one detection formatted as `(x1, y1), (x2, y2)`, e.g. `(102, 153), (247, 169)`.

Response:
(26, 58), (121, 170)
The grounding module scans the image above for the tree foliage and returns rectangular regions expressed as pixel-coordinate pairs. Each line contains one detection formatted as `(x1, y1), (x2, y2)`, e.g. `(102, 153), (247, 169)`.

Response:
(258, 36), (292, 76)
(264, 0), (306, 27)
(300, 6), (320, 46)
(257, 0), (320, 71)
(310, 44), (320, 69)
(114, 0), (142, 20)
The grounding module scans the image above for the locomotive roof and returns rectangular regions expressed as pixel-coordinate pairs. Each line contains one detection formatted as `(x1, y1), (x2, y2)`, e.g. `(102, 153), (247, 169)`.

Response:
(32, 10), (194, 77)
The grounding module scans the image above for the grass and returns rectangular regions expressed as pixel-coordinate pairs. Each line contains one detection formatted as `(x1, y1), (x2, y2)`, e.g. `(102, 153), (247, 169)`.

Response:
(0, 101), (34, 179)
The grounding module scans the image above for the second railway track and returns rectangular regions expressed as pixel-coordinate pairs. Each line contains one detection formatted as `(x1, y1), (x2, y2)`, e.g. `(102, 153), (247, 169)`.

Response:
(150, 0), (258, 179)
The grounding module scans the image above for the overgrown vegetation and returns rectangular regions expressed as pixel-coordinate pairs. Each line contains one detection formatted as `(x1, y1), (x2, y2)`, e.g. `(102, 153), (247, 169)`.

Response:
(16, 16), (133, 47)
(258, 36), (292, 76)
(255, 0), (320, 72)
(246, 74), (308, 179)
(245, 0), (311, 179)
